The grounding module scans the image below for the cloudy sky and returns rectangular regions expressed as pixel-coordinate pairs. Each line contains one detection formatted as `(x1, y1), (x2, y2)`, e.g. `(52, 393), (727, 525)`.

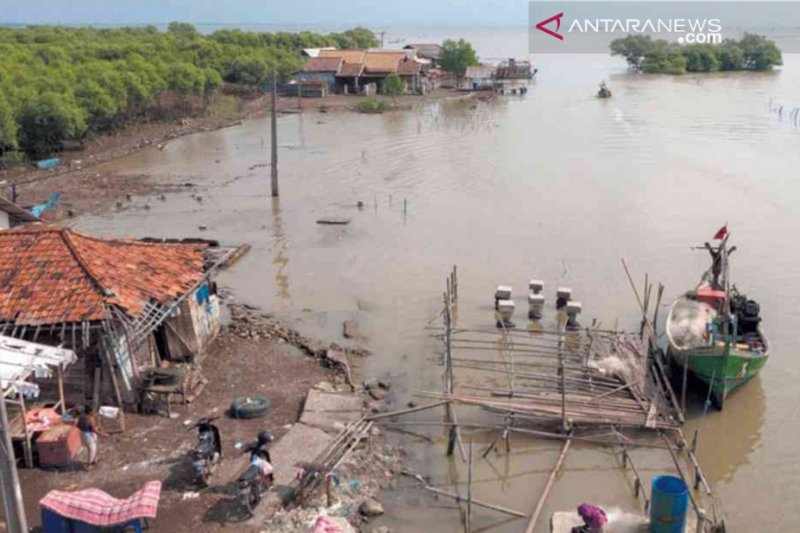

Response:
(0, 0), (531, 26)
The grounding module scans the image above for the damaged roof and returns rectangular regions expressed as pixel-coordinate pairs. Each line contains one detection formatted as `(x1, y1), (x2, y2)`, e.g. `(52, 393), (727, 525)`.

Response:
(0, 226), (207, 325)
(0, 195), (39, 224)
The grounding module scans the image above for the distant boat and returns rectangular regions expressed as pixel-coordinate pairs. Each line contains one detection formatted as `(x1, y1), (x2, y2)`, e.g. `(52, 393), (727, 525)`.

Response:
(666, 227), (769, 409)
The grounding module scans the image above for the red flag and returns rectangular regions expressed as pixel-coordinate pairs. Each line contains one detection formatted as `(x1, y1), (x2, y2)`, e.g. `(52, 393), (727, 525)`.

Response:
(713, 224), (728, 240)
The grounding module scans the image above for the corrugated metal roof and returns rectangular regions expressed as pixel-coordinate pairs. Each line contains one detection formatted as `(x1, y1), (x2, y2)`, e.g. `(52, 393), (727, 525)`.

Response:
(0, 335), (77, 395)
(404, 44), (442, 60)
(466, 65), (496, 79)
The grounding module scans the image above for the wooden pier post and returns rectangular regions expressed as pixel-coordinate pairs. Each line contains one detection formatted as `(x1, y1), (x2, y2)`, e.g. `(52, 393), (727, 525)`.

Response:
(270, 71), (279, 198)
(558, 327), (567, 434)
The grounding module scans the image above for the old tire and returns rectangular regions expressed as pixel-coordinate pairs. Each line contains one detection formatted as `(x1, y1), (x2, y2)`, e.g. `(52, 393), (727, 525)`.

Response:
(230, 396), (271, 419)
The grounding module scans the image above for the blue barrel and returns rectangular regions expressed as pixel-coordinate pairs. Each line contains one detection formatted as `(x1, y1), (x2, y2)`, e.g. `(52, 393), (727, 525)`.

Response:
(649, 475), (689, 533)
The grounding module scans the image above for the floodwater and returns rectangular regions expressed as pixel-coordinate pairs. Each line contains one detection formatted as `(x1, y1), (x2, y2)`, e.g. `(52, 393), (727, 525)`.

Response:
(77, 27), (800, 532)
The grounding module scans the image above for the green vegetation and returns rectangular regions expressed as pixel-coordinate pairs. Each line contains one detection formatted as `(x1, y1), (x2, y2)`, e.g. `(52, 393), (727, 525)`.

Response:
(439, 39), (479, 83)
(355, 97), (387, 114)
(610, 33), (782, 74)
(0, 24), (377, 158)
(383, 73), (405, 96)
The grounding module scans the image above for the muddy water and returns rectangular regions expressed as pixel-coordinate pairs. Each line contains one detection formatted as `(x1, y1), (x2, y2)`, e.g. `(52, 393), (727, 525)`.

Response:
(77, 31), (800, 531)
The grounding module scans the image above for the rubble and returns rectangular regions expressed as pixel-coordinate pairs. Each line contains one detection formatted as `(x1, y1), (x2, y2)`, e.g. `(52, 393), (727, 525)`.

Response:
(262, 439), (403, 533)
(358, 499), (384, 517)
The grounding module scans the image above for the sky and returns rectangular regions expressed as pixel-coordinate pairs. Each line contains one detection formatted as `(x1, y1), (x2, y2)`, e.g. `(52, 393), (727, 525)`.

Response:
(0, 0), (531, 27)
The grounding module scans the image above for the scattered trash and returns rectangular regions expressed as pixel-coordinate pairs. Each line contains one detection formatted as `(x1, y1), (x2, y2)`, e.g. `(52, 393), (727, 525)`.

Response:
(36, 158), (60, 170)
(181, 491), (200, 501)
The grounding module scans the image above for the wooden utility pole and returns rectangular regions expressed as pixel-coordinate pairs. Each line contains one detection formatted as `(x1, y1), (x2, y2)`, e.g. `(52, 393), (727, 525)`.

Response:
(0, 384), (28, 533)
(270, 71), (279, 198)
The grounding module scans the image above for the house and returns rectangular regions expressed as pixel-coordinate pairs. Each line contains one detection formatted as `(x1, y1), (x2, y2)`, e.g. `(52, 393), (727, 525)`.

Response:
(298, 49), (435, 95)
(0, 225), (234, 412)
(403, 44), (442, 67)
(361, 51), (406, 94)
(295, 57), (343, 94)
(0, 195), (39, 229)
(463, 65), (497, 90)
(317, 49), (405, 95)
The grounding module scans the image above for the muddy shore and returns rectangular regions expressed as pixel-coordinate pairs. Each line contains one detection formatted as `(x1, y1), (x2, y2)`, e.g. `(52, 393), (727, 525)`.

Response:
(15, 304), (400, 533)
(1, 89), (472, 219)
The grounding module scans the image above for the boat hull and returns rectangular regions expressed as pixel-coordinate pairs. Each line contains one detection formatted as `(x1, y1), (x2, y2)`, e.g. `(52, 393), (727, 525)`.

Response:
(668, 345), (768, 407)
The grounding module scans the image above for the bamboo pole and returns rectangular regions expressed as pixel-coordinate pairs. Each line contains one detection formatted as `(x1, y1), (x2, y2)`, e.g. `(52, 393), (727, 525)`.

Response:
(17, 393), (33, 468)
(524, 437), (572, 533)
(57, 365), (66, 415)
(466, 439), (473, 533)
(422, 486), (527, 518)
(677, 429), (712, 495)
(366, 400), (450, 421)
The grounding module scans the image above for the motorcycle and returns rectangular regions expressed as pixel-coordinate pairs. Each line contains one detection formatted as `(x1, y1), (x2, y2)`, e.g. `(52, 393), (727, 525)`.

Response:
(237, 431), (274, 516)
(188, 417), (222, 487)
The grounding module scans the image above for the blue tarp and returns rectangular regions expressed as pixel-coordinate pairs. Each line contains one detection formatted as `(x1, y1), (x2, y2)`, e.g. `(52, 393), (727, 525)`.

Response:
(36, 158), (60, 169)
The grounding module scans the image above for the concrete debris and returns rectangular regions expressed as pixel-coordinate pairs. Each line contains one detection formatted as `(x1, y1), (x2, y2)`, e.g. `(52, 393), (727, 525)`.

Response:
(343, 320), (358, 339)
(367, 388), (386, 401)
(358, 499), (385, 518)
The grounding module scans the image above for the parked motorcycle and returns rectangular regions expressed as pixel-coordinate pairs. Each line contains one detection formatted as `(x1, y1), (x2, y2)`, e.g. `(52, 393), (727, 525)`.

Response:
(237, 431), (274, 516)
(188, 417), (222, 486)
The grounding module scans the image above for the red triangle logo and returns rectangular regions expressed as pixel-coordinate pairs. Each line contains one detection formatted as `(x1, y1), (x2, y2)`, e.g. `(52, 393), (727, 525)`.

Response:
(536, 12), (564, 40)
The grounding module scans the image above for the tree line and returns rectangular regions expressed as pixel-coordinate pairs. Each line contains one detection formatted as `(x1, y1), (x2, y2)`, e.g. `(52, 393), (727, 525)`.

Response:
(610, 33), (782, 75)
(0, 24), (378, 158)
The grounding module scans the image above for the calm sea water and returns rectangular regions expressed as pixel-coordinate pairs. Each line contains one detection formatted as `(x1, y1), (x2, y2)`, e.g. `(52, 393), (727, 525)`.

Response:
(77, 26), (800, 532)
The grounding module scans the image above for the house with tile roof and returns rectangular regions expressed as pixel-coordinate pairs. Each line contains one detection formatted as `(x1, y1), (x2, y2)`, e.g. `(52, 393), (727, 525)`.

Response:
(0, 225), (234, 410)
(298, 49), (432, 95)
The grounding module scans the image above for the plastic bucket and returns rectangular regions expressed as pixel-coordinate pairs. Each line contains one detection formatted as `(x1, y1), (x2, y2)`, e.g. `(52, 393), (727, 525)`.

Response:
(649, 475), (689, 533)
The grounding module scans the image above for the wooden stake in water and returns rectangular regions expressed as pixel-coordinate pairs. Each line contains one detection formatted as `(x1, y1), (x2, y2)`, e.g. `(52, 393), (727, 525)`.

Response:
(270, 71), (279, 198)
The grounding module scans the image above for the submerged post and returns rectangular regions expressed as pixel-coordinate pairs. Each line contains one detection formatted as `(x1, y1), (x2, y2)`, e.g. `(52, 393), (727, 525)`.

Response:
(270, 71), (279, 198)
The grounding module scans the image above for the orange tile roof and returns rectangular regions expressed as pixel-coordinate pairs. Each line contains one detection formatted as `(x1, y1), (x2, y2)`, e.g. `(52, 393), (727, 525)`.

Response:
(319, 49), (366, 64)
(303, 57), (342, 73)
(337, 62), (365, 77)
(398, 59), (422, 76)
(0, 226), (207, 325)
(363, 51), (405, 73)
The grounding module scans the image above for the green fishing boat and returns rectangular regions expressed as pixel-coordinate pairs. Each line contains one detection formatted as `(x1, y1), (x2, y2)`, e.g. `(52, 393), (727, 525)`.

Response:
(666, 229), (769, 409)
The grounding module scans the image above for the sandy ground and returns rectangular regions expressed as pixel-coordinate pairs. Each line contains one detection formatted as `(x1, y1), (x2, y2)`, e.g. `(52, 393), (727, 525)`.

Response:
(15, 321), (339, 533)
